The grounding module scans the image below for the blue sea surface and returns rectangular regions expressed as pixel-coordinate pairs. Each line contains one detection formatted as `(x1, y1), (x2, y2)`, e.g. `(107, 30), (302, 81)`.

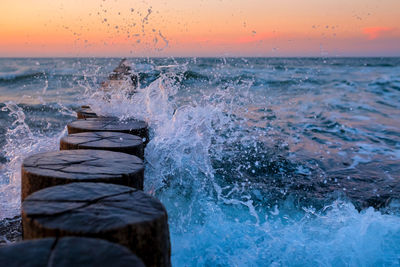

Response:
(0, 57), (400, 265)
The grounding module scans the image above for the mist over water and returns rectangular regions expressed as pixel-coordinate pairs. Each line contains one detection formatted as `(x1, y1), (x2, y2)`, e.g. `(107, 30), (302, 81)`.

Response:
(1, 58), (400, 265)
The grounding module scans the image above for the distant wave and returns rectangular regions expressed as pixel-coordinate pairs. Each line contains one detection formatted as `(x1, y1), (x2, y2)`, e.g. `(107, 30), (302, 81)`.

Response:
(183, 70), (209, 80)
(137, 71), (210, 87)
(0, 102), (77, 112)
(370, 81), (400, 91)
(0, 72), (44, 82)
(364, 63), (397, 67)
(0, 71), (90, 84)
(331, 62), (399, 68)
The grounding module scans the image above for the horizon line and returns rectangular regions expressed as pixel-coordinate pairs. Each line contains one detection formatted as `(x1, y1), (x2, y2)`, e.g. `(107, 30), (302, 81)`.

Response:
(1, 55), (400, 59)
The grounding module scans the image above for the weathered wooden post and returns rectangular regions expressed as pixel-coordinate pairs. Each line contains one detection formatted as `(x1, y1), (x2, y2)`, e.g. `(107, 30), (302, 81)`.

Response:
(21, 149), (144, 201)
(76, 106), (98, 119)
(67, 117), (149, 144)
(60, 131), (144, 158)
(22, 182), (171, 267)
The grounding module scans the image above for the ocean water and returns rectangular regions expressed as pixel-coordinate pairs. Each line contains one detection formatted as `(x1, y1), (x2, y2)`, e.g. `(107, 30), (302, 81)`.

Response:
(0, 57), (400, 265)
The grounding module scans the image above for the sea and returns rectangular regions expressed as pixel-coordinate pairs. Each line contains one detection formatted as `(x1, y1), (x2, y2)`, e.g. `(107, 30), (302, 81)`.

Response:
(0, 57), (399, 266)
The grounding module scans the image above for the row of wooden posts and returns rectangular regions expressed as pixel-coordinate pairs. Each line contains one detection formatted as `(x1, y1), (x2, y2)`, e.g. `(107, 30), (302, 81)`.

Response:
(0, 106), (171, 267)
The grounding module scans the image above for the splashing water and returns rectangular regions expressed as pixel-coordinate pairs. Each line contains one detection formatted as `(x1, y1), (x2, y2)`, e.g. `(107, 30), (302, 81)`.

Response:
(0, 102), (68, 217)
(82, 59), (400, 265)
(1, 58), (400, 264)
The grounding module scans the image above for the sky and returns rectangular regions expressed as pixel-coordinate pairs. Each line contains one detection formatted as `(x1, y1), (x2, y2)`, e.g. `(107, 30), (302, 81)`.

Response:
(0, 0), (399, 57)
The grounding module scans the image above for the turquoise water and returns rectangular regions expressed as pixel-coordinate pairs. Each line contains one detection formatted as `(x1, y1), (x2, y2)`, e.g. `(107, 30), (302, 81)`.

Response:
(1, 58), (400, 265)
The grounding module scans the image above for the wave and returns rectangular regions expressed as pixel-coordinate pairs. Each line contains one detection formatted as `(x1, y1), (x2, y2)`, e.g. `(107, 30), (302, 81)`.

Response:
(364, 63), (397, 67)
(330, 63), (397, 67)
(81, 72), (400, 265)
(139, 71), (323, 88)
(182, 70), (209, 81)
(330, 59), (400, 68)
(0, 72), (44, 82)
(0, 72), (92, 83)
(369, 80), (400, 91)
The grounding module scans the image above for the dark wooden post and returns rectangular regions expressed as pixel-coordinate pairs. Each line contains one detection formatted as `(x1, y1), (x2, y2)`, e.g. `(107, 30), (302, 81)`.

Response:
(60, 131), (144, 158)
(21, 150), (144, 201)
(22, 183), (171, 267)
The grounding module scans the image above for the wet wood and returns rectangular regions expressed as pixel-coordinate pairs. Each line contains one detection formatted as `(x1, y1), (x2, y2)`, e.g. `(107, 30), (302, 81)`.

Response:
(76, 107), (98, 119)
(67, 117), (149, 143)
(0, 237), (145, 266)
(21, 149), (144, 201)
(22, 182), (171, 267)
(60, 131), (144, 158)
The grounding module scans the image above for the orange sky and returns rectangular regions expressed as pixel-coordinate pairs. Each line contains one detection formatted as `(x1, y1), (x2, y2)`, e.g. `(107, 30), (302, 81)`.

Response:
(0, 0), (399, 57)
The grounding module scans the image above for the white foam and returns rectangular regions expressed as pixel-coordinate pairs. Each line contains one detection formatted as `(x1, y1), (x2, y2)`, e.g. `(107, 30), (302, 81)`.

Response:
(0, 102), (67, 218)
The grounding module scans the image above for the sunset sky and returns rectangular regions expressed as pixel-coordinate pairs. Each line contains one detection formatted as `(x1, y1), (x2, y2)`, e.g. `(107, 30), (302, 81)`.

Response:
(1, 0), (399, 57)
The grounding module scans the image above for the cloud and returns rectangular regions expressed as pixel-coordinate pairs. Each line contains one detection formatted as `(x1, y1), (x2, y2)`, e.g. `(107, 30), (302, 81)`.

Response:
(362, 27), (394, 40)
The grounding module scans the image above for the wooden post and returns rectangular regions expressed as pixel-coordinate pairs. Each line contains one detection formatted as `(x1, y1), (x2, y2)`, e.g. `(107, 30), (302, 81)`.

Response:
(76, 107), (98, 119)
(60, 131), (144, 158)
(22, 183), (171, 267)
(21, 150), (144, 201)
(67, 118), (149, 144)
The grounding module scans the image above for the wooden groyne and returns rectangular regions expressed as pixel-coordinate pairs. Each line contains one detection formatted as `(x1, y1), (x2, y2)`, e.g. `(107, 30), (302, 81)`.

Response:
(0, 103), (172, 266)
